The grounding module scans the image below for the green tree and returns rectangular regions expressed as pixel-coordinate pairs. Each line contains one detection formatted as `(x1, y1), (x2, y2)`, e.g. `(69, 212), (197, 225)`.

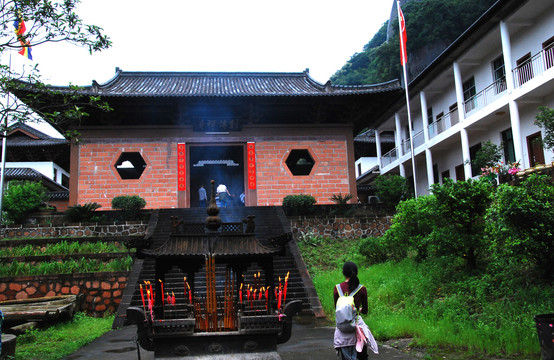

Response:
(534, 106), (554, 152)
(486, 174), (554, 279)
(331, 0), (496, 85)
(0, 0), (111, 134)
(111, 195), (146, 221)
(3, 180), (46, 223)
(430, 178), (493, 269)
(374, 174), (411, 208)
(381, 195), (437, 262)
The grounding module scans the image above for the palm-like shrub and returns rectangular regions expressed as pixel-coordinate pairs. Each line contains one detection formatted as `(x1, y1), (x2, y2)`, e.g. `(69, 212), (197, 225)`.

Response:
(64, 202), (101, 223)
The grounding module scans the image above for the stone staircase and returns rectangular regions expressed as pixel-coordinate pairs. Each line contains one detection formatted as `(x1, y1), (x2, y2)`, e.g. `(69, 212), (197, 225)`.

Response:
(113, 206), (322, 328)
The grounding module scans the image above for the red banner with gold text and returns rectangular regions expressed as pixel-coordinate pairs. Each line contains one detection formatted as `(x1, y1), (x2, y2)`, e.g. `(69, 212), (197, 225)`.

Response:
(247, 142), (256, 189)
(177, 143), (186, 191)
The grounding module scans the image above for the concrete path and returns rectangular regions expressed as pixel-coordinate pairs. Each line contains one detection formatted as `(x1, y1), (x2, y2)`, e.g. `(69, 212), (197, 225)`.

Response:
(63, 321), (416, 360)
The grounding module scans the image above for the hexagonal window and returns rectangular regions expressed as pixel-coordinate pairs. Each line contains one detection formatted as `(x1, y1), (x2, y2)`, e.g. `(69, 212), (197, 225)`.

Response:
(285, 149), (316, 176)
(115, 152), (147, 180)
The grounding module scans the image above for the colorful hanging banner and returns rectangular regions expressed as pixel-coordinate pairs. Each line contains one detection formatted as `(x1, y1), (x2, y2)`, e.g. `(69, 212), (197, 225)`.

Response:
(247, 142), (256, 189)
(177, 143), (186, 191)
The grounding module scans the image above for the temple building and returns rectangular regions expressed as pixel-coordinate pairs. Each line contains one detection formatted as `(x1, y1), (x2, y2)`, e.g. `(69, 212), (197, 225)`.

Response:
(16, 69), (401, 209)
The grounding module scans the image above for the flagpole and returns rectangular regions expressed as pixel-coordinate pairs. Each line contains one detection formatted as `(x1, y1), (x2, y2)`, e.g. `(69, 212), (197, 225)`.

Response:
(397, 0), (418, 198)
(0, 51), (12, 227)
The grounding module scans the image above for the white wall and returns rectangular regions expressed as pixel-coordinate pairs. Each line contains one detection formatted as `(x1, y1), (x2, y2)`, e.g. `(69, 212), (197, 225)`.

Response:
(6, 161), (69, 186)
(509, 6), (554, 69)
(356, 157), (379, 178)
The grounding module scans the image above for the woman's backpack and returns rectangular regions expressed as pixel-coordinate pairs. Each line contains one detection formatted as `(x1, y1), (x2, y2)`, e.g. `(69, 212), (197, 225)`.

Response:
(335, 284), (363, 333)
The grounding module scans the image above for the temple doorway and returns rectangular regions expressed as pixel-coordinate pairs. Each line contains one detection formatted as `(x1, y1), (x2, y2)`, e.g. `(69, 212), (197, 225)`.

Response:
(189, 145), (245, 207)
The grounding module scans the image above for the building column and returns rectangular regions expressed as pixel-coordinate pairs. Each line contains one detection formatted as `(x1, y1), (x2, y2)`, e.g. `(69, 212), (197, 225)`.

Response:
(420, 91), (430, 142)
(508, 100), (525, 166)
(453, 61), (465, 123)
(460, 128), (472, 179)
(399, 163), (406, 177)
(394, 113), (403, 156)
(500, 21), (514, 91)
(375, 130), (382, 169)
(425, 149), (434, 188)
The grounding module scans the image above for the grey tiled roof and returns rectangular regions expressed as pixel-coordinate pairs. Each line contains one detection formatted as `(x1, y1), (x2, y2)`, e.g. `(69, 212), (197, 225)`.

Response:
(354, 129), (396, 144)
(143, 233), (280, 257)
(46, 191), (69, 200)
(1, 167), (69, 192)
(44, 69), (401, 98)
(3, 167), (43, 180)
(3, 123), (68, 148)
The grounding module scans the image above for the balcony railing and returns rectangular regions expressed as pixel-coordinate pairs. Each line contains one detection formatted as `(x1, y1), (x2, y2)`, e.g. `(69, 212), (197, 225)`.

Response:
(428, 107), (459, 139)
(381, 147), (398, 167)
(513, 44), (554, 88)
(464, 77), (507, 115)
(401, 129), (424, 154)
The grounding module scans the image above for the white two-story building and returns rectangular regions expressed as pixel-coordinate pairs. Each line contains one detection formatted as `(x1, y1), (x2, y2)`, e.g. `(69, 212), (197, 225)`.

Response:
(373, 0), (554, 195)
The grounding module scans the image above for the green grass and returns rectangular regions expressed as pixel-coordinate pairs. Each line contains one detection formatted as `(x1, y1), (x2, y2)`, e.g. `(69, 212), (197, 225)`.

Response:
(0, 256), (134, 276)
(0, 241), (128, 257)
(15, 312), (114, 360)
(299, 236), (550, 359)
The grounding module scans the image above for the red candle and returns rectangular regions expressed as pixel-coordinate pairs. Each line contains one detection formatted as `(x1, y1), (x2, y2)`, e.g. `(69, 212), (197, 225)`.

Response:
(184, 277), (187, 302)
(258, 287), (263, 301)
(277, 289), (282, 310)
(140, 284), (146, 315)
(283, 272), (289, 304)
(147, 289), (153, 320)
(239, 283), (243, 304)
(171, 291), (176, 305)
(159, 279), (165, 304)
(187, 282), (192, 303)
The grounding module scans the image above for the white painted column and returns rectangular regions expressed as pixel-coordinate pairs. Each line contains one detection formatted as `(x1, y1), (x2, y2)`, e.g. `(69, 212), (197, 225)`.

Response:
(420, 91), (430, 142)
(508, 100), (525, 166)
(460, 128), (472, 179)
(375, 130), (382, 169)
(453, 61), (466, 123)
(394, 113), (403, 156)
(425, 149), (434, 187)
(500, 21), (514, 91)
(399, 163), (406, 177)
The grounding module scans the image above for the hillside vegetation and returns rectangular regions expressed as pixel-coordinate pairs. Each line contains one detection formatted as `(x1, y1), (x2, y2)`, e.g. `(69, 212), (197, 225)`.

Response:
(297, 175), (553, 359)
(331, 0), (496, 85)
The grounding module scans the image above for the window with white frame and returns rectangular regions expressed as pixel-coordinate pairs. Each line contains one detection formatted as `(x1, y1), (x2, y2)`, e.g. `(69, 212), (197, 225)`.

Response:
(492, 55), (506, 94)
(463, 76), (476, 112)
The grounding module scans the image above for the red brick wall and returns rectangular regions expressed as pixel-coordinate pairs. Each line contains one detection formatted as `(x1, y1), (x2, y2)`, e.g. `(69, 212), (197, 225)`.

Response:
(76, 142), (177, 209)
(0, 272), (128, 316)
(49, 200), (69, 212)
(74, 138), (354, 208)
(256, 139), (352, 206)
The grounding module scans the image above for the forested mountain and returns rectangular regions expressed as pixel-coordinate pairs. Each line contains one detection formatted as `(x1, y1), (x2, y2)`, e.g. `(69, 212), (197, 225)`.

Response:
(330, 0), (497, 85)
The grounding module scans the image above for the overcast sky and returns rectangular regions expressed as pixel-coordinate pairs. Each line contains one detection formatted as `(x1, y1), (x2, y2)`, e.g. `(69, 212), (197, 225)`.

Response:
(7, 0), (393, 135)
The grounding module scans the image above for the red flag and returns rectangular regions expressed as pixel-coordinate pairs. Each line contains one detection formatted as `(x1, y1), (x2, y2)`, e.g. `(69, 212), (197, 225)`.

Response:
(398, 3), (407, 66)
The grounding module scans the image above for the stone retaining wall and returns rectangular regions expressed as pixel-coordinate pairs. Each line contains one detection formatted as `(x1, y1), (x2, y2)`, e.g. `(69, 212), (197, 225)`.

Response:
(3, 222), (147, 238)
(289, 216), (392, 239)
(0, 272), (128, 316)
